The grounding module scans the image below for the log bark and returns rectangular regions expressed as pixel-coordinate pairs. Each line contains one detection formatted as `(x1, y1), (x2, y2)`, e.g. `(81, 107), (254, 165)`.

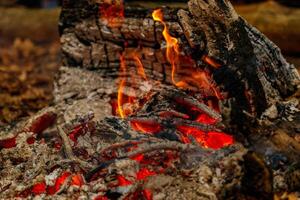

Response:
(58, 0), (300, 193)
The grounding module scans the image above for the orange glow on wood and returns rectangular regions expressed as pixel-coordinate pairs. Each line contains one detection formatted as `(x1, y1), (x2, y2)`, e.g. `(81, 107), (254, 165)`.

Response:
(177, 126), (234, 149)
(130, 121), (162, 134)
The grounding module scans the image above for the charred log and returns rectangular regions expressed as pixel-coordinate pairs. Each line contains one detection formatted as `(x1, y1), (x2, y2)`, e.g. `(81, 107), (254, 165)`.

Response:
(59, 0), (300, 158)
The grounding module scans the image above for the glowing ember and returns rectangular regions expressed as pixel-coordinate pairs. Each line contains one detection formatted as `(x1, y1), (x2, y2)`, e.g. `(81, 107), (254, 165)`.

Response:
(94, 196), (109, 200)
(26, 136), (36, 145)
(71, 174), (84, 187)
(117, 175), (132, 186)
(47, 172), (72, 195)
(177, 126), (234, 149)
(99, 0), (124, 28)
(68, 124), (90, 143)
(31, 182), (46, 195)
(142, 189), (153, 200)
(0, 136), (17, 149)
(116, 168), (156, 198)
(130, 121), (162, 134)
(196, 113), (218, 125)
(136, 168), (156, 181)
(69, 125), (84, 142)
(131, 154), (144, 162)
(67, 120), (95, 144)
(17, 172), (86, 198)
(25, 112), (57, 135)
(0, 112), (56, 149)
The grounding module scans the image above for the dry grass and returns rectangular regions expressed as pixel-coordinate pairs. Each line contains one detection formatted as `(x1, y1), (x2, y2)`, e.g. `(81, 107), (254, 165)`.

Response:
(0, 39), (60, 124)
(0, 7), (60, 44)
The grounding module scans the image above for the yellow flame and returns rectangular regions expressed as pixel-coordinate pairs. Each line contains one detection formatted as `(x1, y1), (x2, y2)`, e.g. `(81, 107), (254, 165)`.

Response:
(152, 9), (180, 85)
(118, 54), (126, 118)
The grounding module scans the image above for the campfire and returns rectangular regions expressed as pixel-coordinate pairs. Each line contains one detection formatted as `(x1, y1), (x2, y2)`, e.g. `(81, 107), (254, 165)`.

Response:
(1, 0), (300, 199)
(114, 7), (233, 150)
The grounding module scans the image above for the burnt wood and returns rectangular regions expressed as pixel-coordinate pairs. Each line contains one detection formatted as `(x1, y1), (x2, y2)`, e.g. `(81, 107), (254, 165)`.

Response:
(60, 0), (299, 117)
(58, 0), (300, 194)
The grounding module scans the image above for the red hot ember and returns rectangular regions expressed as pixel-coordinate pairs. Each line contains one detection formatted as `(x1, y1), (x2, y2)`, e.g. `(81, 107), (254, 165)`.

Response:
(0, 112), (56, 149)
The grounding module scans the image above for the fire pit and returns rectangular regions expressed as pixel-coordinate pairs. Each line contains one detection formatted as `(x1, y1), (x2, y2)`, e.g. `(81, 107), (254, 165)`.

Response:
(1, 0), (300, 199)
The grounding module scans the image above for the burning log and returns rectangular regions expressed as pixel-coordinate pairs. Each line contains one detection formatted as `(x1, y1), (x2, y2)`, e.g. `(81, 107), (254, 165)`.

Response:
(59, 0), (300, 158)
(1, 0), (300, 199)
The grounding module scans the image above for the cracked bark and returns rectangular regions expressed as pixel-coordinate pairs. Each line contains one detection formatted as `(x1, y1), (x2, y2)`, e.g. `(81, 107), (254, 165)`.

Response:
(59, 0), (300, 192)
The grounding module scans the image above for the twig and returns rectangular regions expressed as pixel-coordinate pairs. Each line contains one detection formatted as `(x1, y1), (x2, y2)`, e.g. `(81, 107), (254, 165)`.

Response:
(171, 92), (222, 122)
(57, 125), (94, 170)
(128, 116), (219, 132)
(98, 138), (160, 159)
(172, 118), (221, 132)
(0, 183), (11, 194)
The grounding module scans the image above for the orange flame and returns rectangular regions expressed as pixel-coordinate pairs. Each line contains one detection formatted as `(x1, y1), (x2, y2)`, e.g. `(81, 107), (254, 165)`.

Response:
(152, 9), (180, 86)
(152, 9), (223, 100)
(118, 54), (126, 118)
(117, 52), (148, 118)
(133, 54), (147, 80)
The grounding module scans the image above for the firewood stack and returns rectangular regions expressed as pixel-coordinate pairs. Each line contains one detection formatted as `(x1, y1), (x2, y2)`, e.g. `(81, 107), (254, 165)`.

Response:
(0, 0), (300, 199)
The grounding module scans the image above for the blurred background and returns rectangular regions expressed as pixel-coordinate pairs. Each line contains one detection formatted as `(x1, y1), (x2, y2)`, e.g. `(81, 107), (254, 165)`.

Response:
(0, 0), (299, 125)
